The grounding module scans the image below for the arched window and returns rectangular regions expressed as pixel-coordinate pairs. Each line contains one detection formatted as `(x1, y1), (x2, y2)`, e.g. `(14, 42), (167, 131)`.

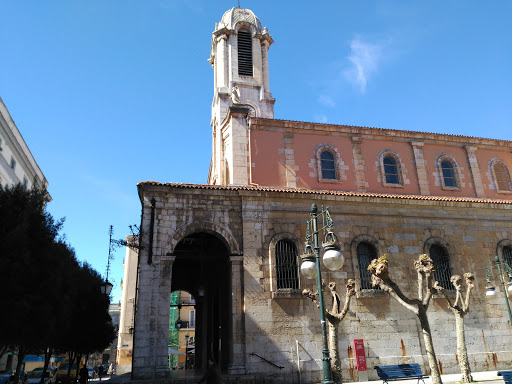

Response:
(493, 161), (512, 192)
(503, 245), (512, 267)
(357, 242), (378, 290)
(383, 155), (400, 184)
(441, 159), (458, 188)
(429, 244), (453, 289)
(275, 239), (299, 290)
(320, 150), (336, 180)
(238, 29), (253, 76)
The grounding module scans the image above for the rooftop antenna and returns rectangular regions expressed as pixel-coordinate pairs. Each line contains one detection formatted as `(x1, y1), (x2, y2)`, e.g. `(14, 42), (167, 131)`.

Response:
(238, 1), (240, 8)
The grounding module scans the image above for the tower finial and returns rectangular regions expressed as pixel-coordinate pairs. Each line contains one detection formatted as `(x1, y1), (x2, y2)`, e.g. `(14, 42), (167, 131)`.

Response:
(238, 1), (240, 8)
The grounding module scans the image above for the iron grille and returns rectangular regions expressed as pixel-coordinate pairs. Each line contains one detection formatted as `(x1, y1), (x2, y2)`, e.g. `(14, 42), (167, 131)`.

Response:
(238, 30), (253, 76)
(357, 242), (378, 290)
(276, 239), (299, 290)
(429, 244), (453, 290)
(503, 246), (512, 267)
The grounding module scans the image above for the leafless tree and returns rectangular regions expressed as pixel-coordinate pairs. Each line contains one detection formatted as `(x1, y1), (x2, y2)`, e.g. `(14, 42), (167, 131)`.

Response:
(303, 279), (356, 383)
(435, 273), (475, 382)
(368, 254), (443, 384)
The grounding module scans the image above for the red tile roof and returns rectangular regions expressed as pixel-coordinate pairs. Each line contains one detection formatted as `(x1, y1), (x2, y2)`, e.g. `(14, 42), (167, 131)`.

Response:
(137, 182), (512, 205)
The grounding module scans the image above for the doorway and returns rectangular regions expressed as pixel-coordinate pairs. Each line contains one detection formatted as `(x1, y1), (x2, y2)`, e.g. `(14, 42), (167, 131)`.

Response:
(170, 232), (231, 371)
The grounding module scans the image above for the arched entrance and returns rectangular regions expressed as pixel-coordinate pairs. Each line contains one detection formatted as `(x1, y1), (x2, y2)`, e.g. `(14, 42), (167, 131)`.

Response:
(170, 232), (231, 371)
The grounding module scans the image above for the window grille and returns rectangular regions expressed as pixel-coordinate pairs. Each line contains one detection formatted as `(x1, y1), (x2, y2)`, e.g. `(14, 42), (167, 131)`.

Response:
(503, 245), (512, 268)
(383, 156), (400, 184)
(357, 242), (378, 290)
(238, 30), (253, 76)
(494, 162), (512, 191)
(441, 160), (457, 187)
(429, 244), (453, 289)
(276, 239), (299, 290)
(320, 151), (336, 180)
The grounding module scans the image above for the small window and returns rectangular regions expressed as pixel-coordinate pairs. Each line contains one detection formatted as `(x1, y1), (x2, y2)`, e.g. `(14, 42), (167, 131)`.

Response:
(275, 239), (299, 290)
(238, 29), (253, 76)
(10, 158), (16, 170)
(429, 244), (453, 290)
(0, 137), (3, 150)
(441, 160), (457, 188)
(383, 156), (400, 184)
(188, 310), (195, 328)
(320, 151), (336, 180)
(493, 162), (512, 192)
(357, 242), (378, 290)
(22, 177), (27, 187)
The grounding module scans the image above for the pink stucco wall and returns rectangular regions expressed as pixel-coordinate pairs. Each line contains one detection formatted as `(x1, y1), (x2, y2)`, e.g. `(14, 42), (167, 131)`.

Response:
(248, 120), (512, 200)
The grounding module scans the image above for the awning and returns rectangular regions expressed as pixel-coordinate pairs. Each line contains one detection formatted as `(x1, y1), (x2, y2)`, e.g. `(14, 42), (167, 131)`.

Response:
(167, 348), (185, 355)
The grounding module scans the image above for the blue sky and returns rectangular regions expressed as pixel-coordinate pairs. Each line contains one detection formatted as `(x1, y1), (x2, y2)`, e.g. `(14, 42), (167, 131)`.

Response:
(2, 1), (511, 302)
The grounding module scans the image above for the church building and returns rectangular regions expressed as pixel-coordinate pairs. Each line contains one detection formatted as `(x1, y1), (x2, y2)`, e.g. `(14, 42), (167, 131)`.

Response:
(121, 7), (512, 383)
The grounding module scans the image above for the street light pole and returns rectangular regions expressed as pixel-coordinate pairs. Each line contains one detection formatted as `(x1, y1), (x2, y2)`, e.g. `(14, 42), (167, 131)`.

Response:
(495, 255), (512, 326)
(310, 204), (335, 384)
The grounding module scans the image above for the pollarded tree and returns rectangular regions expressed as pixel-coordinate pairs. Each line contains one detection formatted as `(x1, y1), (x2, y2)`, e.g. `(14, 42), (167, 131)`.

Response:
(435, 273), (474, 383)
(303, 279), (356, 384)
(368, 254), (443, 384)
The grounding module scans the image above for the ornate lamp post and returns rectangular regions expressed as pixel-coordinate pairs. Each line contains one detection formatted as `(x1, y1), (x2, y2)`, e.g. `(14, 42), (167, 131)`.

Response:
(486, 255), (512, 325)
(184, 331), (190, 370)
(300, 203), (345, 384)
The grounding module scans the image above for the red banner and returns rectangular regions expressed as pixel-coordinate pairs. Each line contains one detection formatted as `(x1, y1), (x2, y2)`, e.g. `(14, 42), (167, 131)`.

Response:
(352, 339), (367, 371)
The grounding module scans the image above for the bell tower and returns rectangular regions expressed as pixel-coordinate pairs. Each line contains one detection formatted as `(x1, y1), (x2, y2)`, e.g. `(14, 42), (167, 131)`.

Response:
(208, 7), (274, 185)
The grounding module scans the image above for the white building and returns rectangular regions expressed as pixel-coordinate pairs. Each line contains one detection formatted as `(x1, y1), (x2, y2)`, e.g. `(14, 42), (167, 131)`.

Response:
(0, 97), (48, 189)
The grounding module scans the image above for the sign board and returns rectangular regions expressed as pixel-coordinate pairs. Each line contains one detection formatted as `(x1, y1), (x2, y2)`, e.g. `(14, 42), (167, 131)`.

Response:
(352, 339), (367, 371)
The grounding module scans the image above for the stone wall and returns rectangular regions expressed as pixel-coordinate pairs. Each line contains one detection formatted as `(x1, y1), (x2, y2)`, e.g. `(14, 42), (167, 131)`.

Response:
(133, 182), (512, 383)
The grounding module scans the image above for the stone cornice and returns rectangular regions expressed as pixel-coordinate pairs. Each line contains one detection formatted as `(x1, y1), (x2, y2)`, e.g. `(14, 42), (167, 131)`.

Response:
(248, 118), (512, 149)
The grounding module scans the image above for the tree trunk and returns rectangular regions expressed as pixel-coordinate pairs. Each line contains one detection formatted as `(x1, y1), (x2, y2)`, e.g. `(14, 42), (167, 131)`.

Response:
(455, 313), (473, 382)
(418, 309), (442, 384)
(13, 346), (26, 384)
(40, 348), (53, 384)
(328, 319), (342, 384)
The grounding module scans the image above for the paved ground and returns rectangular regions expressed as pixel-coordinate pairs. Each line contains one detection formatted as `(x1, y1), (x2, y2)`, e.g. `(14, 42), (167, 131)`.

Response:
(99, 369), (506, 384)
(348, 370), (504, 384)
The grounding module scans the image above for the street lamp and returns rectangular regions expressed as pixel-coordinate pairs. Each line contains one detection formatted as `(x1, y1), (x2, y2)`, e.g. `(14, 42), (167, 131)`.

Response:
(486, 255), (512, 325)
(300, 203), (344, 384)
(184, 331), (190, 370)
(100, 281), (113, 295)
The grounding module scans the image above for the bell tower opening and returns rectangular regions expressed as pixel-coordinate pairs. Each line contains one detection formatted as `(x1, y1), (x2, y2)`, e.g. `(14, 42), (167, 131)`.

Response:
(170, 232), (231, 371)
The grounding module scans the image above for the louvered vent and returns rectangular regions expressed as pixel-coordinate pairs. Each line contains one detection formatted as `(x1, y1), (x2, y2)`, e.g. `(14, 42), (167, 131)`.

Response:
(238, 30), (253, 76)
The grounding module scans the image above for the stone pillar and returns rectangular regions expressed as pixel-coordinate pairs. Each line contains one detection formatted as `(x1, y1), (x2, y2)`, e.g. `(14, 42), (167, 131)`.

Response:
(261, 40), (270, 94)
(131, 255), (175, 379)
(228, 255), (246, 374)
(282, 132), (297, 188)
(351, 136), (367, 191)
(217, 35), (228, 90)
(155, 255), (175, 377)
(411, 141), (430, 195)
(464, 145), (486, 198)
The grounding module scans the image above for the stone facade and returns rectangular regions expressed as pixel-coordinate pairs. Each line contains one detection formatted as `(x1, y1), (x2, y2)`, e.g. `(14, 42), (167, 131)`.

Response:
(131, 183), (512, 383)
(0, 97), (48, 189)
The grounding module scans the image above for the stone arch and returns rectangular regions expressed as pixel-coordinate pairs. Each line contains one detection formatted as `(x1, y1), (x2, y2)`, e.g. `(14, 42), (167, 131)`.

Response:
(497, 239), (512, 265)
(435, 153), (462, 190)
(166, 221), (241, 256)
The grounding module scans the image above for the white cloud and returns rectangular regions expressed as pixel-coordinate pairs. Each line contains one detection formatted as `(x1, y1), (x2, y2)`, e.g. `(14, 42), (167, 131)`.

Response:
(314, 114), (329, 124)
(318, 95), (336, 107)
(344, 36), (385, 93)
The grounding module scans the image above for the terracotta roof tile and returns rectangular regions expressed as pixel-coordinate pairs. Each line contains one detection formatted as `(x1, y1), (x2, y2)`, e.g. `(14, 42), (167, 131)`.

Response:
(137, 182), (512, 205)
